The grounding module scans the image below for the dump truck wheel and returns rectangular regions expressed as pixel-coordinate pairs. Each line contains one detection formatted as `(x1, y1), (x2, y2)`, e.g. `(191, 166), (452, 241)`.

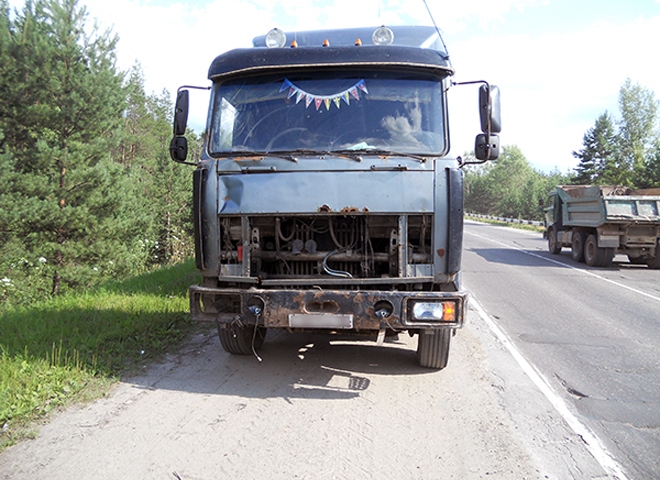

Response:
(584, 235), (598, 266)
(217, 322), (266, 355)
(417, 329), (451, 369)
(548, 227), (562, 254)
(647, 256), (660, 269)
(571, 232), (585, 262)
(647, 240), (660, 269)
(601, 248), (615, 267)
(584, 234), (614, 267)
(628, 255), (647, 265)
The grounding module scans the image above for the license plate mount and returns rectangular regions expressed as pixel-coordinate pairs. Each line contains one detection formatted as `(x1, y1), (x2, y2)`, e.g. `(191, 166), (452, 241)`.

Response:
(288, 313), (354, 329)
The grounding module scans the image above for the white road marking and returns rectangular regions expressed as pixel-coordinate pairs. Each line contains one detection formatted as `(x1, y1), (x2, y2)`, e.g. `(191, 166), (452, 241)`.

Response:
(469, 296), (630, 480)
(466, 230), (660, 304)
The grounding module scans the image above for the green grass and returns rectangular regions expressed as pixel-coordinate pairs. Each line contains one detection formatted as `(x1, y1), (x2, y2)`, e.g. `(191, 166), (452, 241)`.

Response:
(0, 259), (201, 450)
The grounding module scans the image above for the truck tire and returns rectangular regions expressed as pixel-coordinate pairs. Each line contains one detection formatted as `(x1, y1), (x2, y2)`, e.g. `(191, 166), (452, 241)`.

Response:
(417, 329), (451, 369)
(571, 232), (585, 262)
(548, 226), (562, 254)
(647, 239), (660, 269)
(647, 255), (660, 269)
(628, 255), (647, 265)
(601, 248), (615, 267)
(584, 234), (615, 267)
(217, 322), (266, 355)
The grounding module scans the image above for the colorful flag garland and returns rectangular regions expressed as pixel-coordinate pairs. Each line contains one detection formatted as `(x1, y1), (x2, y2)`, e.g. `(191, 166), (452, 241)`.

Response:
(279, 79), (368, 111)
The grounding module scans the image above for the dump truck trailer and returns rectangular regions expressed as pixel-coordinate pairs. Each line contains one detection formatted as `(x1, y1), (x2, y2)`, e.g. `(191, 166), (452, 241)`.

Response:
(170, 26), (501, 369)
(545, 185), (660, 267)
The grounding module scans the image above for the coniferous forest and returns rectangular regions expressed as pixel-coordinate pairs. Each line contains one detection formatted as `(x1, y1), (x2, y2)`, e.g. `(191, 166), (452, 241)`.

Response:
(0, 0), (201, 306)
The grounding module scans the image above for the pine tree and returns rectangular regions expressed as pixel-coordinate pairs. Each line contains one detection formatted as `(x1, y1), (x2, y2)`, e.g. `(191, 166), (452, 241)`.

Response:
(572, 112), (617, 185)
(1, 0), (129, 295)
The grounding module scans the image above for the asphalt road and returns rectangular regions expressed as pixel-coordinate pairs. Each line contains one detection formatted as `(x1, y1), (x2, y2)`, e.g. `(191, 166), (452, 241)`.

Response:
(463, 220), (660, 480)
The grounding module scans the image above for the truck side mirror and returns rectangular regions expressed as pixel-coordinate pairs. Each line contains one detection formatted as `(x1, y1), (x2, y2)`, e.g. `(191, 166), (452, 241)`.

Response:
(173, 89), (189, 136)
(474, 133), (500, 161)
(479, 84), (501, 134)
(170, 136), (188, 162)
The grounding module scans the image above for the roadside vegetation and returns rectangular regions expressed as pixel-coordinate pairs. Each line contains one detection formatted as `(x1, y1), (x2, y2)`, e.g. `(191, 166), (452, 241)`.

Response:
(0, 0), (201, 308)
(465, 80), (660, 222)
(0, 260), (201, 450)
(464, 214), (545, 234)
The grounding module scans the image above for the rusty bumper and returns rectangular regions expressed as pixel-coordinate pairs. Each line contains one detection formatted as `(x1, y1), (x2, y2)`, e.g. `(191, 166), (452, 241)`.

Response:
(189, 285), (466, 331)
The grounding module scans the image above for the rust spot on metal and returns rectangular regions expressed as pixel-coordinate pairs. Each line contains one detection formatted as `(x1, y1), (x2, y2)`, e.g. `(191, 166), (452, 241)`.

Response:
(318, 204), (332, 213)
(437, 248), (446, 258)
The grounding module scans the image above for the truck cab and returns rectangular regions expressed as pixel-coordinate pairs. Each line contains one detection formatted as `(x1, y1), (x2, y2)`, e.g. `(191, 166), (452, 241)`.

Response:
(171, 26), (500, 369)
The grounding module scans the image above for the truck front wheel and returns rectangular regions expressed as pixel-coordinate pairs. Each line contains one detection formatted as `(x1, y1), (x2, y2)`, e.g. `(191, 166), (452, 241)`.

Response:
(548, 226), (562, 254)
(217, 322), (266, 355)
(417, 329), (451, 369)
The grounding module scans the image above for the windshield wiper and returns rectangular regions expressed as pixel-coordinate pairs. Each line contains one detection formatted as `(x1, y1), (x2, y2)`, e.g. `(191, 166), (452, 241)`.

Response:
(337, 148), (431, 163)
(219, 150), (299, 163)
(268, 149), (364, 162)
(222, 149), (430, 163)
(320, 150), (363, 162)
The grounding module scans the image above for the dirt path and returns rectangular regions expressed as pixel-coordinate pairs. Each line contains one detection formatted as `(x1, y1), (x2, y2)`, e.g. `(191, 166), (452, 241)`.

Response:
(0, 307), (611, 480)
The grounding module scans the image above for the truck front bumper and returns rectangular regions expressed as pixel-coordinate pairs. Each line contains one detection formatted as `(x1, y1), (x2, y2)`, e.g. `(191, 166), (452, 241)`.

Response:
(189, 285), (467, 331)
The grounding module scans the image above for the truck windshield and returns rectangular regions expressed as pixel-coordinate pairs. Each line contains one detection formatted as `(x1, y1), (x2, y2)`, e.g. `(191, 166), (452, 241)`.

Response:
(208, 71), (447, 157)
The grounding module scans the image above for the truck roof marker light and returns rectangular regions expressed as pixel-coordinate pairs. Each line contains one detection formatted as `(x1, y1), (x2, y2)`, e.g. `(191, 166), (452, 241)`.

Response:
(355, 38), (362, 46)
(323, 39), (330, 47)
(372, 26), (394, 46)
(290, 39), (298, 48)
(265, 28), (286, 48)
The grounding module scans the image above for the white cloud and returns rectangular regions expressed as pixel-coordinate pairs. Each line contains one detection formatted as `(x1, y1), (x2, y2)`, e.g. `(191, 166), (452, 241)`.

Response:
(448, 14), (660, 172)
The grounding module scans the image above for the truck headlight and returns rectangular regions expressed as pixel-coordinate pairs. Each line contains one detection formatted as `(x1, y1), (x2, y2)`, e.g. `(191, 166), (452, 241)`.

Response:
(265, 28), (286, 48)
(372, 26), (394, 46)
(412, 301), (456, 322)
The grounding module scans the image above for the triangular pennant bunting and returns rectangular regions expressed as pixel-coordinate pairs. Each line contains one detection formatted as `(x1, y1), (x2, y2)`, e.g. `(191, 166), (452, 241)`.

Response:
(280, 79), (368, 111)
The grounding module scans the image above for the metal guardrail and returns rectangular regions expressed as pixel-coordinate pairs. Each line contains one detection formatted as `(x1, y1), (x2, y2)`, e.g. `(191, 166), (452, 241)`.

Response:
(466, 213), (544, 227)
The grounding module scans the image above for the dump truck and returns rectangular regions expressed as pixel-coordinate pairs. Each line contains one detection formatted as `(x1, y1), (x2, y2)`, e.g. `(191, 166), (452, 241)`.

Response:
(169, 26), (501, 369)
(545, 185), (660, 268)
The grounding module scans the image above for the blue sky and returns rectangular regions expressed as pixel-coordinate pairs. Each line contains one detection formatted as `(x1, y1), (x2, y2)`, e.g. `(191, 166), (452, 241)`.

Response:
(7, 0), (660, 174)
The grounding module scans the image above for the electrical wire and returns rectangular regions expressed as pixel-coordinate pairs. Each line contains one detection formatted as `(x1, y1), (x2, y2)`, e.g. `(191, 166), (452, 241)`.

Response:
(322, 250), (353, 278)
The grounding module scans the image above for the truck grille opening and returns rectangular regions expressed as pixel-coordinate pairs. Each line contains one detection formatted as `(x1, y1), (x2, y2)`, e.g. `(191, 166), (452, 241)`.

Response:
(218, 214), (433, 281)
